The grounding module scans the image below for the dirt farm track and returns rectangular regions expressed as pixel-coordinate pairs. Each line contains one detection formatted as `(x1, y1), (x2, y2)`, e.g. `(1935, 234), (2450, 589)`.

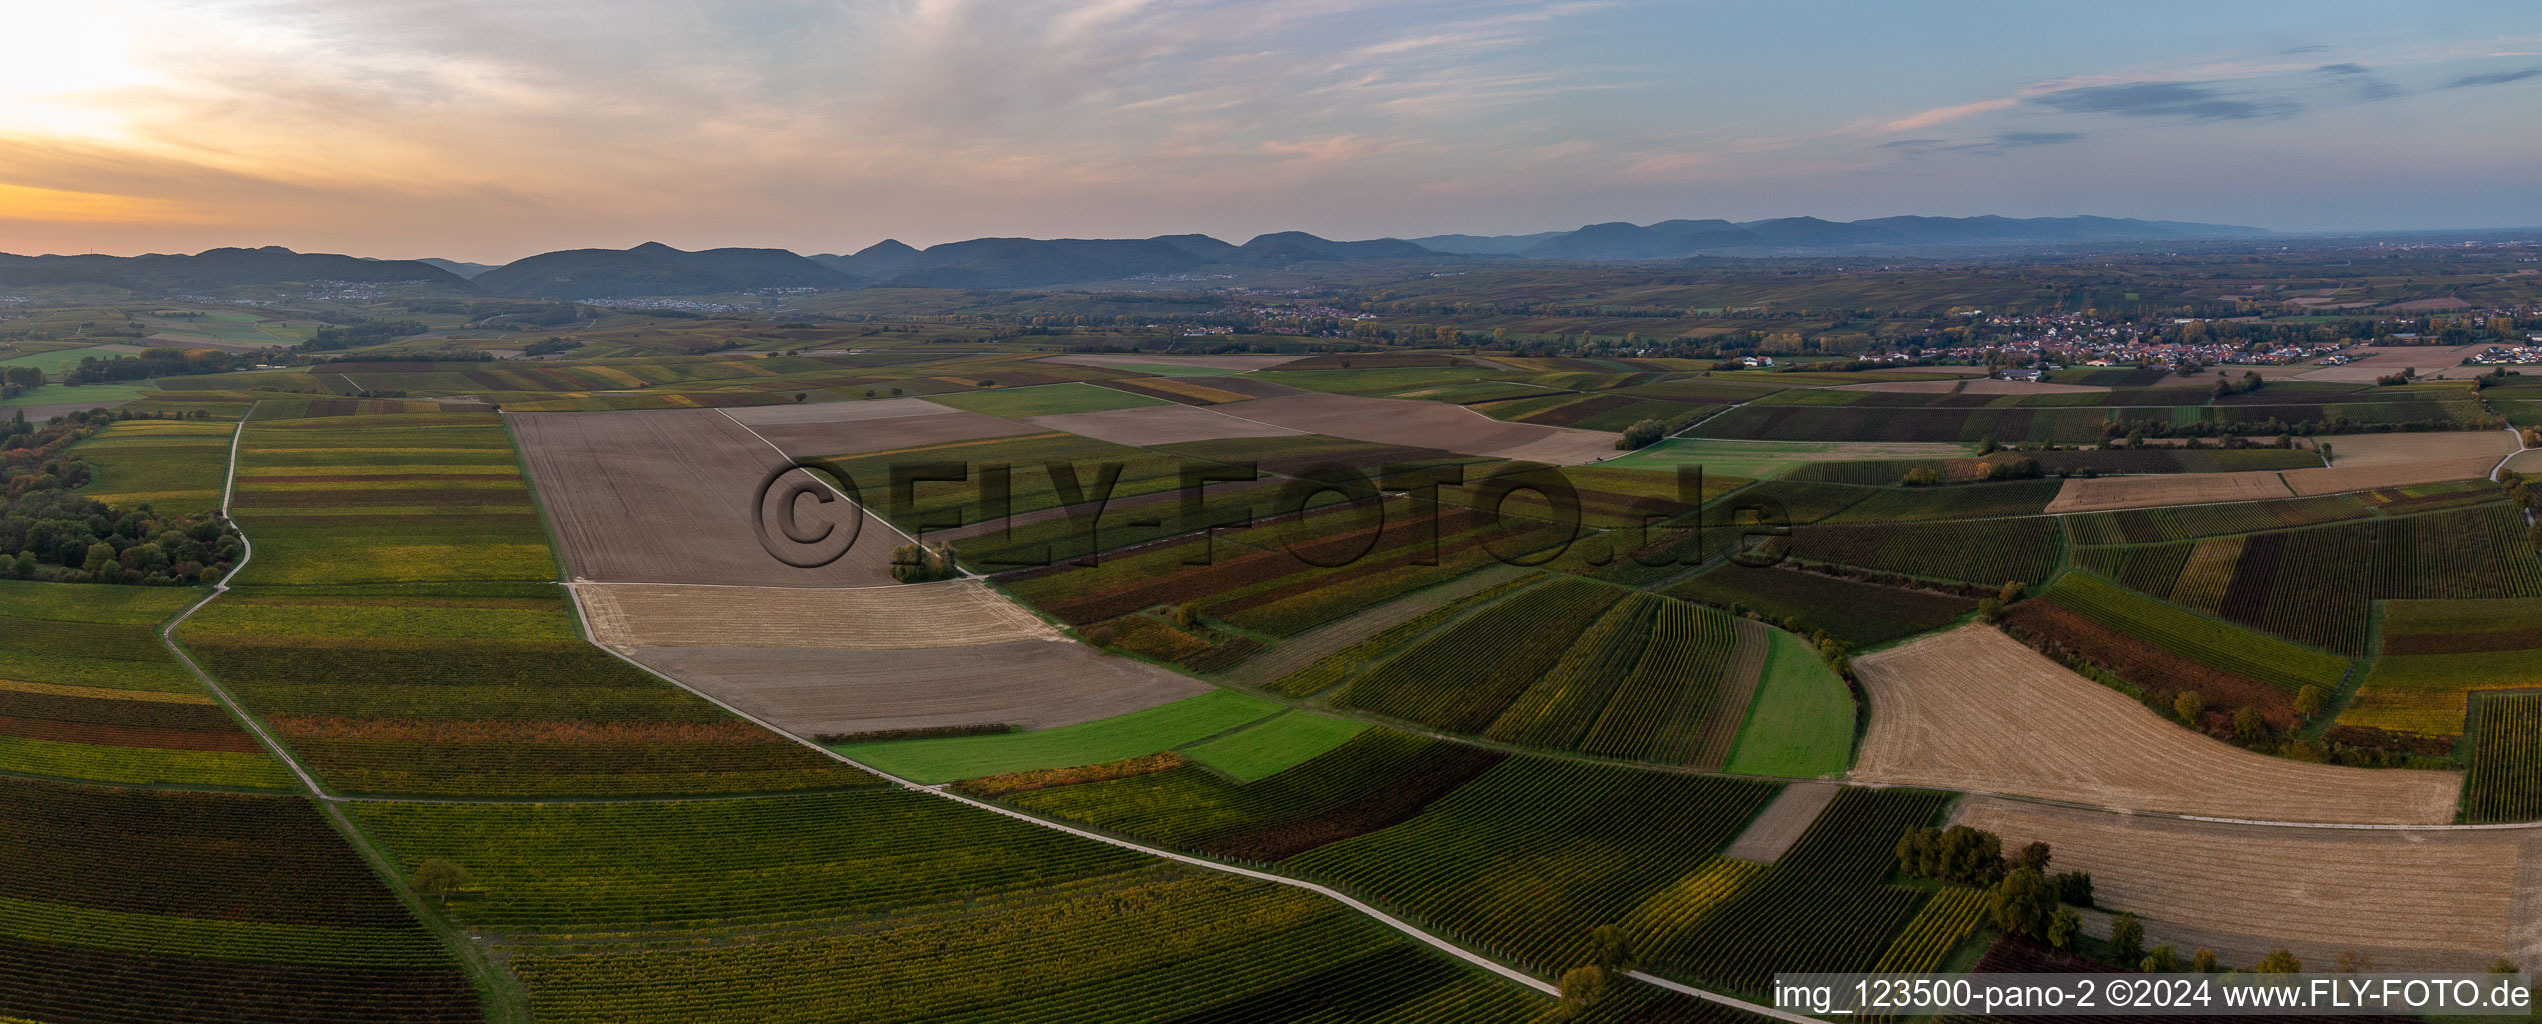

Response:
(1852, 625), (2459, 824)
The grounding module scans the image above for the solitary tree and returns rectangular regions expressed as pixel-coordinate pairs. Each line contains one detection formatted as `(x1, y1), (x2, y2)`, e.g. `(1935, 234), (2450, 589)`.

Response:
(1587, 925), (1638, 975)
(2173, 690), (2205, 726)
(2253, 949), (2302, 974)
(2294, 684), (2326, 718)
(2141, 944), (2181, 973)
(1558, 965), (1611, 1014)
(2193, 948), (2220, 973)
(414, 859), (470, 905)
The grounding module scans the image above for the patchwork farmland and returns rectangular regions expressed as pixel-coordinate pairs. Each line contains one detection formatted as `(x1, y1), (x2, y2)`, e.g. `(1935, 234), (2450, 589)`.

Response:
(13, 306), (2542, 1023)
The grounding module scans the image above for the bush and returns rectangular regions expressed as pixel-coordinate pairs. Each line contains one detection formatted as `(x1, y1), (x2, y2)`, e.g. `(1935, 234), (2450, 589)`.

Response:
(891, 542), (961, 583)
(1617, 419), (1666, 450)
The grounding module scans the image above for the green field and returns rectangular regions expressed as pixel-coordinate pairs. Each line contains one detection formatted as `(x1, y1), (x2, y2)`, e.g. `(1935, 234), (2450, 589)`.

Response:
(0, 344), (135, 374)
(1722, 631), (1856, 778)
(1091, 361), (1250, 377)
(1182, 711), (1370, 782)
(1603, 437), (1975, 478)
(1, 382), (149, 410)
(68, 418), (237, 511)
(838, 689), (1280, 783)
(923, 381), (1165, 418)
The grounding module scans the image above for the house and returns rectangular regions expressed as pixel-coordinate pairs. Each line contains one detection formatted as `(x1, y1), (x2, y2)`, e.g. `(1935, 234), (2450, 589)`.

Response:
(1740, 355), (1775, 368)
(2001, 367), (2044, 382)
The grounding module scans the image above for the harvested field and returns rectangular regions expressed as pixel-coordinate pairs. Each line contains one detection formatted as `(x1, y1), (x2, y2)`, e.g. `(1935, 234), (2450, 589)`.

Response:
(618, 641), (1209, 737)
(1956, 798), (2532, 970)
(1720, 780), (1837, 863)
(576, 581), (1057, 649)
(2508, 448), (2542, 475)
(2307, 429), (2518, 467)
(1040, 353), (1304, 372)
(2042, 471), (2291, 514)
(1022, 404), (1304, 445)
(2299, 344), (2498, 382)
(511, 409), (901, 586)
(2282, 456), (2505, 495)
(724, 400), (1034, 456)
(1852, 625), (2458, 823)
(1224, 391), (1621, 464)
(1833, 379), (2108, 395)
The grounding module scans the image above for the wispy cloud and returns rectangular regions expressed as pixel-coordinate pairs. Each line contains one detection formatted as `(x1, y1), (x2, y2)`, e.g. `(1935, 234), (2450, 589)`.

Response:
(2030, 81), (2296, 120)
(2443, 65), (2542, 89)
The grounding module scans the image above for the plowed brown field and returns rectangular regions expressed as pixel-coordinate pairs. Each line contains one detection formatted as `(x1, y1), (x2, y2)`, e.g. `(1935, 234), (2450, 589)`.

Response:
(1226, 392), (1621, 464)
(577, 580), (1057, 649)
(2043, 471), (2293, 514)
(1853, 625), (2459, 823)
(1957, 798), (2532, 970)
(511, 409), (903, 586)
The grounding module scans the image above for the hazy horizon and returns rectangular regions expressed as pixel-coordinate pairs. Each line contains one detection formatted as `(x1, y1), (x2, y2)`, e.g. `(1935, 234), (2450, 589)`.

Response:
(3, 1), (2537, 263)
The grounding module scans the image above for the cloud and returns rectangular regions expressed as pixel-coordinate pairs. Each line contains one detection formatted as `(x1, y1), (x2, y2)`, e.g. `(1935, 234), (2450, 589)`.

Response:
(1994, 131), (2082, 148)
(1879, 131), (2082, 156)
(2030, 81), (2295, 120)
(1876, 97), (2018, 133)
(2442, 65), (2542, 89)
(2314, 63), (2401, 101)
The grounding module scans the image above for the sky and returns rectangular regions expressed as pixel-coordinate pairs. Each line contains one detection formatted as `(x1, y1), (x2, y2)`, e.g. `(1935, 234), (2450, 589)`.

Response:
(0, 0), (2537, 262)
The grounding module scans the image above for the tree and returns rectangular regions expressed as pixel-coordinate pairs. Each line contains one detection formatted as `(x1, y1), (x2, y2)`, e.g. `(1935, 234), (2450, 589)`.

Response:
(1617, 419), (1666, 451)
(2318, 441), (2335, 464)
(1587, 925), (1638, 974)
(2109, 913), (2145, 965)
(2173, 690), (2205, 726)
(2141, 945), (2181, 973)
(2013, 841), (2051, 873)
(1988, 867), (2058, 939)
(1998, 580), (2026, 604)
(2193, 948), (2220, 973)
(1902, 467), (1943, 486)
(2047, 907), (2080, 951)
(2294, 684), (2326, 718)
(2054, 870), (2093, 907)
(1977, 435), (1999, 455)
(2233, 706), (2266, 742)
(413, 858), (470, 905)
(2492, 957), (2520, 974)
(2253, 949), (2302, 974)
(1977, 597), (2003, 622)
(2333, 951), (2374, 974)
(1559, 965), (1611, 1014)
(1168, 604), (1199, 630)
(81, 542), (116, 576)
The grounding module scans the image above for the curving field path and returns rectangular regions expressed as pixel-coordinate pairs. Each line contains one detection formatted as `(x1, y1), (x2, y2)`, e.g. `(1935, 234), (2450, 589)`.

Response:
(1853, 625), (2460, 823)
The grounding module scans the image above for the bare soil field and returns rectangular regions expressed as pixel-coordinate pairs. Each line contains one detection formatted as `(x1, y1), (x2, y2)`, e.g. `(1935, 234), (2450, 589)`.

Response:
(2043, 471), (2293, 514)
(1833, 379), (2108, 395)
(1721, 781), (1838, 863)
(577, 580), (1057, 649)
(2282, 456), (2502, 495)
(619, 641), (1210, 736)
(1040, 353), (1305, 371)
(2298, 344), (2496, 382)
(1024, 405), (1305, 446)
(725, 400), (1035, 456)
(2308, 430), (2518, 467)
(511, 409), (902, 586)
(1957, 797), (2533, 970)
(2508, 448), (2542, 476)
(1853, 625), (2458, 823)
(1222, 392), (1623, 464)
